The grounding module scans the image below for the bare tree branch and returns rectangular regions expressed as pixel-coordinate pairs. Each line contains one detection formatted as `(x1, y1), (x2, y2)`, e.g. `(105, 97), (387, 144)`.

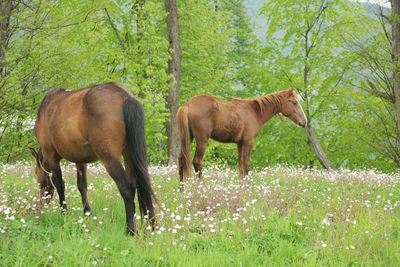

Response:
(104, 8), (126, 51)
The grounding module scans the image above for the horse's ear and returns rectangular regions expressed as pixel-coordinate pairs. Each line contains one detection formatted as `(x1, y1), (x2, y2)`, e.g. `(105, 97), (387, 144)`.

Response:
(29, 147), (37, 158)
(289, 86), (295, 94)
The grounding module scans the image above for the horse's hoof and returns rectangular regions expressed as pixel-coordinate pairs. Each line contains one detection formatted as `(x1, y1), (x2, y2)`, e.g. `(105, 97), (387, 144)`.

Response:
(60, 203), (67, 214)
(126, 227), (137, 236)
(84, 207), (92, 216)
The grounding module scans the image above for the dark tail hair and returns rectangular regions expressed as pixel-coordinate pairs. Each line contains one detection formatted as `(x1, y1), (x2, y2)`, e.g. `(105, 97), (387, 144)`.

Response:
(176, 105), (192, 178)
(123, 98), (155, 223)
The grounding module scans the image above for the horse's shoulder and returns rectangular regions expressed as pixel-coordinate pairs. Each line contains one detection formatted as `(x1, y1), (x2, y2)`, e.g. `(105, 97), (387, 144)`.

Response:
(47, 87), (67, 96)
(36, 87), (68, 119)
(41, 87), (68, 105)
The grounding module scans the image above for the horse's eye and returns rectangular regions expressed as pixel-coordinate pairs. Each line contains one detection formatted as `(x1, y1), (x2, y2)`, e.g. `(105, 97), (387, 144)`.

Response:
(293, 101), (297, 105)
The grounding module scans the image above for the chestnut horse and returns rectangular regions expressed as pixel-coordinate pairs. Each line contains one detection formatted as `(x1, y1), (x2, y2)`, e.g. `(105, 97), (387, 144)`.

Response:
(176, 87), (307, 186)
(30, 82), (156, 234)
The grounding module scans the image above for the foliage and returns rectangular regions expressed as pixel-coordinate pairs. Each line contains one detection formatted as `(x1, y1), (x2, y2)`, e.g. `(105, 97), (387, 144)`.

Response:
(178, 0), (237, 101)
(1, 0), (170, 163)
(0, 0), (399, 172)
(256, 0), (397, 171)
(341, 2), (398, 169)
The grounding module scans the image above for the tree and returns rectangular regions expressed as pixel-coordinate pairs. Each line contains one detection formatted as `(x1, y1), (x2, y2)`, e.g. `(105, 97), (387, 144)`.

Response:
(0, 0), (57, 161)
(342, 1), (400, 168)
(219, 0), (258, 93)
(165, 0), (181, 165)
(391, 0), (400, 165)
(0, 0), (171, 162)
(259, 0), (357, 170)
(178, 0), (237, 101)
(0, 0), (12, 76)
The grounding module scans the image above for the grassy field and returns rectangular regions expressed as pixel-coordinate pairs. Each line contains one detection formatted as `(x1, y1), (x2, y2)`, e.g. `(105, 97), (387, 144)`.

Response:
(1, 161), (400, 266)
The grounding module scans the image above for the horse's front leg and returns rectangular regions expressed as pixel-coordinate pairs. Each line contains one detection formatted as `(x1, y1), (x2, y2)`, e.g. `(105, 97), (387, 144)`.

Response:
(48, 158), (67, 211)
(237, 142), (244, 178)
(241, 141), (254, 178)
(76, 163), (91, 216)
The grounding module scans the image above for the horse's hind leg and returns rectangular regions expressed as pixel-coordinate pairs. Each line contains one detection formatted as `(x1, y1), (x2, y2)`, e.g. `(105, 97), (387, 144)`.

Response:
(178, 152), (185, 188)
(122, 150), (155, 230)
(178, 134), (193, 189)
(76, 163), (91, 216)
(102, 157), (137, 234)
(193, 137), (208, 179)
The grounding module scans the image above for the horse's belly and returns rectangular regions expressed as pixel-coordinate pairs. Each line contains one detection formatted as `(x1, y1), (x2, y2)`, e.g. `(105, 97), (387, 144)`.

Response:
(211, 128), (241, 143)
(211, 119), (243, 143)
(58, 142), (98, 163)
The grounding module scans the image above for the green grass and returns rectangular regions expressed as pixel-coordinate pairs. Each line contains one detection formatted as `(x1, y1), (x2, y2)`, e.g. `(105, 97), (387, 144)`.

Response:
(1, 162), (400, 266)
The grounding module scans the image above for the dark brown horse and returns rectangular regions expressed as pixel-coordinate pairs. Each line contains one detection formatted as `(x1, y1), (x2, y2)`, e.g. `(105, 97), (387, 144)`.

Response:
(30, 82), (156, 234)
(176, 87), (307, 186)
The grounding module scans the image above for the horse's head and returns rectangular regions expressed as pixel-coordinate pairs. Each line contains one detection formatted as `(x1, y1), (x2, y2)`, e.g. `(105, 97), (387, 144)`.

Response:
(280, 86), (307, 128)
(30, 148), (54, 203)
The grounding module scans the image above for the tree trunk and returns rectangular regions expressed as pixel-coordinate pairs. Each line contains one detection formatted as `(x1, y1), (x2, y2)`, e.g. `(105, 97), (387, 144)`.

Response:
(0, 0), (12, 76)
(305, 125), (335, 170)
(302, 11), (335, 171)
(133, 0), (147, 98)
(165, 0), (181, 165)
(391, 0), (400, 165)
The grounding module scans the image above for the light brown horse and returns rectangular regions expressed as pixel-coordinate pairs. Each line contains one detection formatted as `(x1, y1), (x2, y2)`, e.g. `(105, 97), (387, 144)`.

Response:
(30, 82), (156, 234)
(176, 87), (307, 186)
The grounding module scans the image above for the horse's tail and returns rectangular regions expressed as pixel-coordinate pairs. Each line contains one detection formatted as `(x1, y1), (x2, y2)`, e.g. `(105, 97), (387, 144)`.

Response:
(123, 98), (155, 225)
(176, 105), (192, 178)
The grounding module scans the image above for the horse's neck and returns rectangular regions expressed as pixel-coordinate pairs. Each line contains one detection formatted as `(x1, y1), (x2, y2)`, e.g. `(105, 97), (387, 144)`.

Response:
(255, 94), (281, 124)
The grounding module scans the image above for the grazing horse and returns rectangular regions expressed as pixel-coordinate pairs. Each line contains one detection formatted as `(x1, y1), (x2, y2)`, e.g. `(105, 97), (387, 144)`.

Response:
(176, 86), (307, 186)
(30, 82), (156, 234)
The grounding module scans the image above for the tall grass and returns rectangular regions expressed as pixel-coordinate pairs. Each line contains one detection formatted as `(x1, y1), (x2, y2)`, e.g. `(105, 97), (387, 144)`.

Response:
(1, 161), (399, 266)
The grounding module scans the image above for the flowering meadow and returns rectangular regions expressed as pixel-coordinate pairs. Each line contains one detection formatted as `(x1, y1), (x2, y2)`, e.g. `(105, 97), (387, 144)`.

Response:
(1, 161), (400, 266)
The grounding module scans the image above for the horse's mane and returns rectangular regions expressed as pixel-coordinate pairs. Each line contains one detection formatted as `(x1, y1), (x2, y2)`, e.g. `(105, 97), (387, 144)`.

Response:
(37, 87), (67, 119)
(233, 90), (288, 116)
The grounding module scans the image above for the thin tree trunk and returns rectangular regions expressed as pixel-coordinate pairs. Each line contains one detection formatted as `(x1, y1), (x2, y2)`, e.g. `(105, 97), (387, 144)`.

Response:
(165, 0), (181, 165)
(0, 0), (12, 76)
(302, 7), (335, 171)
(0, 0), (12, 161)
(305, 125), (335, 170)
(391, 0), (400, 167)
(133, 0), (147, 98)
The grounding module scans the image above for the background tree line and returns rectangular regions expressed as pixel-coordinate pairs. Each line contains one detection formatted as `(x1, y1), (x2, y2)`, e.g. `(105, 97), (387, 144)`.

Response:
(0, 0), (399, 173)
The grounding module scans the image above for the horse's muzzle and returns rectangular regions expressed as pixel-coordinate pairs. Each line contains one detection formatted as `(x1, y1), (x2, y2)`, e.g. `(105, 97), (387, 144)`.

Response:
(298, 122), (306, 128)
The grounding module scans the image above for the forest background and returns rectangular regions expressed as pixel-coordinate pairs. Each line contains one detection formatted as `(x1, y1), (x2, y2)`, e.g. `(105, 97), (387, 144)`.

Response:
(0, 0), (398, 173)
